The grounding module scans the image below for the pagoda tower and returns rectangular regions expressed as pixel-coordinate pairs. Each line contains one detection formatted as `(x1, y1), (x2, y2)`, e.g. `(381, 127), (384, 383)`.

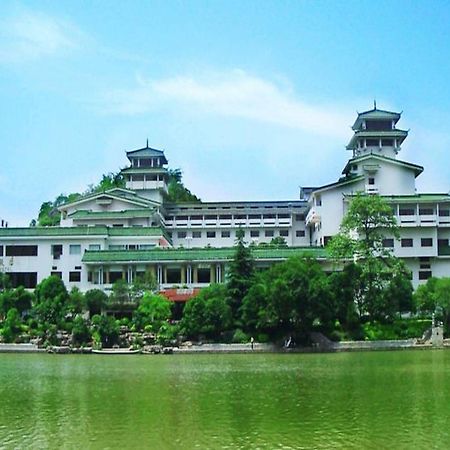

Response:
(121, 143), (169, 204)
(346, 103), (409, 159)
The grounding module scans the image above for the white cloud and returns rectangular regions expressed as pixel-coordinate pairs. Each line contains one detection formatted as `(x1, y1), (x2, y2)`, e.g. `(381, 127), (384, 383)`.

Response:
(0, 10), (84, 63)
(100, 70), (353, 139)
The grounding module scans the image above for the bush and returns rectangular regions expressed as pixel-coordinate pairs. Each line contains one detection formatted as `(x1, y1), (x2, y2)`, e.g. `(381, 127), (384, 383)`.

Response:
(232, 329), (249, 343)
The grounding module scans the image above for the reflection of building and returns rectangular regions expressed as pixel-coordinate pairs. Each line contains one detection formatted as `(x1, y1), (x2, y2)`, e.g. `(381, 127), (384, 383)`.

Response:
(0, 106), (449, 293)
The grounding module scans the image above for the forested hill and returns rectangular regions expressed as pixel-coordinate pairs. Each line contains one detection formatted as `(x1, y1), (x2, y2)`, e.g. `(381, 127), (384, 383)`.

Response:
(34, 169), (201, 227)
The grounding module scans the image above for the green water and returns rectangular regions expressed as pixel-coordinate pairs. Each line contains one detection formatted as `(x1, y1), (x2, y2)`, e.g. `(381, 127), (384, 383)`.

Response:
(0, 351), (449, 449)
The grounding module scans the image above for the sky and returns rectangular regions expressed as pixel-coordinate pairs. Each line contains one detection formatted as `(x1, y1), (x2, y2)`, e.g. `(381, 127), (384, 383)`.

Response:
(1, 0), (450, 226)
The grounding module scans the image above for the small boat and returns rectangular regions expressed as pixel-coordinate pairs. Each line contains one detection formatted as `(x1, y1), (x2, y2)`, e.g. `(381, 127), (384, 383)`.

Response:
(92, 348), (141, 355)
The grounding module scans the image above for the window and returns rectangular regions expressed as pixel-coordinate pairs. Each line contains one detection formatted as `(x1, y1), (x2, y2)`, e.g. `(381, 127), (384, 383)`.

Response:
(439, 209), (450, 217)
(419, 208), (434, 216)
(192, 231), (202, 238)
(51, 271), (62, 279)
(75, 266), (82, 270)
(69, 271), (81, 282)
(265, 230), (274, 237)
(419, 271), (432, 280)
(206, 231), (216, 238)
(9, 272), (37, 288)
(221, 231), (231, 238)
(368, 177), (375, 185)
(219, 215), (232, 220)
(316, 196), (322, 206)
(366, 138), (379, 146)
(382, 238), (394, 248)
(279, 230), (289, 237)
(381, 139), (394, 146)
(295, 214), (305, 221)
(264, 214), (276, 219)
(250, 230), (260, 238)
(176, 216), (188, 221)
(178, 231), (187, 239)
(296, 230), (306, 237)
(6, 245), (38, 257)
(69, 244), (81, 255)
(421, 238), (433, 247)
(89, 244), (101, 251)
(191, 215), (202, 220)
(401, 238), (413, 248)
(0, 246), (3, 257)
(112, 224), (124, 227)
(205, 215), (217, 220)
(277, 214), (290, 219)
(399, 208), (415, 216)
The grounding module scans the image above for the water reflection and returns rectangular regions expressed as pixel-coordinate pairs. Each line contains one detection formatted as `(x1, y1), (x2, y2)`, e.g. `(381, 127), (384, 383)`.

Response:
(0, 351), (449, 448)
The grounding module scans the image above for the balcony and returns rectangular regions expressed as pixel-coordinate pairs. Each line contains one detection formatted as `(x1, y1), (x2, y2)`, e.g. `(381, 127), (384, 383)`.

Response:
(305, 208), (321, 226)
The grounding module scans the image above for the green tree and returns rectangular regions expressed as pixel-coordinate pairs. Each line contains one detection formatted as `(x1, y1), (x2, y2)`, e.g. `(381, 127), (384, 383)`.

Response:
(110, 279), (130, 304)
(71, 316), (92, 346)
(166, 169), (201, 203)
(269, 236), (288, 247)
(181, 284), (232, 340)
(227, 228), (254, 321)
(133, 293), (171, 332)
(415, 277), (450, 329)
(1, 308), (22, 343)
(0, 286), (33, 318)
(91, 314), (120, 348)
(68, 287), (86, 315)
(33, 276), (69, 325)
(130, 271), (157, 303)
(328, 193), (406, 320)
(85, 289), (108, 316)
(241, 257), (333, 340)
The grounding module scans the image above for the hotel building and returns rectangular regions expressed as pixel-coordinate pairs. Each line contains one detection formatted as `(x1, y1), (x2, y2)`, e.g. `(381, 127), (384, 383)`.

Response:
(1, 107), (449, 294)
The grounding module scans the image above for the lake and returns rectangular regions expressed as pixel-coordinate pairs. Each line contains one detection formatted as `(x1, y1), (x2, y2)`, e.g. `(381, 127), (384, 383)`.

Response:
(1, 350), (449, 449)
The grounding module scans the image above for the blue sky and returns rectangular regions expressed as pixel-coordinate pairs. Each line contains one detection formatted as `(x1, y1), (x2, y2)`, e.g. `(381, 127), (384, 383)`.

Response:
(1, 0), (450, 225)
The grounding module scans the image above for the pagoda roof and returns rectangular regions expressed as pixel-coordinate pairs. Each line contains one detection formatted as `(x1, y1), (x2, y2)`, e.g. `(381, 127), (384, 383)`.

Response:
(126, 145), (168, 164)
(342, 154), (423, 177)
(58, 188), (158, 211)
(352, 107), (402, 130)
(347, 129), (408, 149)
(311, 175), (365, 195)
(82, 246), (328, 264)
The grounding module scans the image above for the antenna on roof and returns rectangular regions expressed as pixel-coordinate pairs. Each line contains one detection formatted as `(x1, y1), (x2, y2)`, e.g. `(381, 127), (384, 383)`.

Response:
(146, 138), (149, 148)
(373, 99), (377, 110)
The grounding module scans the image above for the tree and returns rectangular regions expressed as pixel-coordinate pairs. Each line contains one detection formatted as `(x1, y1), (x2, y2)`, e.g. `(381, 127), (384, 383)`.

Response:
(328, 193), (410, 320)
(166, 169), (201, 203)
(68, 287), (86, 315)
(269, 237), (288, 248)
(1, 308), (22, 343)
(0, 286), (33, 318)
(33, 276), (69, 325)
(181, 284), (232, 340)
(227, 228), (254, 321)
(133, 293), (172, 332)
(91, 314), (120, 348)
(110, 279), (130, 304)
(130, 271), (157, 303)
(241, 257), (333, 340)
(85, 289), (108, 316)
(415, 277), (450, 328)
(71, 316), (92, 346)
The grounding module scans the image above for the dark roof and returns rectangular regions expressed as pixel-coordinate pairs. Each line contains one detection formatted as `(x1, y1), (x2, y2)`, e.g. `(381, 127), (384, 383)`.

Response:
(342, 154), (423, 177)
(126, 145), (168, 164)
(352, 107), (402, 131)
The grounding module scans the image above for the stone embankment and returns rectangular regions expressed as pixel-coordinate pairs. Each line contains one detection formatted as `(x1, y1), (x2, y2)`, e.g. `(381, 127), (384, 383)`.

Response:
(174, 342), (277, 353)
(0, 343), (46, 353)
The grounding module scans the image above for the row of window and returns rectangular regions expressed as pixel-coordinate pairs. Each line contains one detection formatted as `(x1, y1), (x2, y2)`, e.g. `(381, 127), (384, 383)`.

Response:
(398, 207), (450, 216)
(51, 271), (82, 282)
(383, 238), (436, 248)
(166, 213), (302, 221)
(171, 229), (306, 239)
(0, 244), (102, 258)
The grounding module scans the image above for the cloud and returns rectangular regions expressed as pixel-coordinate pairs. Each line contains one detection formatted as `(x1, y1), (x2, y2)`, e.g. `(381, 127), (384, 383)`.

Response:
(100, 70), (353, 139)
(0, 10), (85, 63)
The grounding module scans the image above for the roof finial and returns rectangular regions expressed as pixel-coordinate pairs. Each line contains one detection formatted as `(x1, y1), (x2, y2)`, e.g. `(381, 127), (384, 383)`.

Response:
(373, 99), (377, 110)
(146, 138), (149, 148)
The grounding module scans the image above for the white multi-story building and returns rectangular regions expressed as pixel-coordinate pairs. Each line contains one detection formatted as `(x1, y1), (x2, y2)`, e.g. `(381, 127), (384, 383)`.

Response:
(1, 106), (449, 293)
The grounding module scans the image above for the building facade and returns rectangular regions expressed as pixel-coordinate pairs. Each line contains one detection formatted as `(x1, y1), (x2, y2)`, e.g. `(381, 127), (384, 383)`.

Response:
(1, 106), (449, 292)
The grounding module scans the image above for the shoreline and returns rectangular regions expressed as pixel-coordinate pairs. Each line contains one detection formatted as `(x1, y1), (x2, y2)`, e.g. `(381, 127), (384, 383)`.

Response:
(1, 340), (448, 354)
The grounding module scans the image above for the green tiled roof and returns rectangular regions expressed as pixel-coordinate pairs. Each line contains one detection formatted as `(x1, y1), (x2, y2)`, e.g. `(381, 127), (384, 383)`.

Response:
(382, 194), (450, 203)
(82, 246), (328, 263)
(0, 226), (168, 238)
(69, 209), (155, 219)
(121, 168), (168, 174)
